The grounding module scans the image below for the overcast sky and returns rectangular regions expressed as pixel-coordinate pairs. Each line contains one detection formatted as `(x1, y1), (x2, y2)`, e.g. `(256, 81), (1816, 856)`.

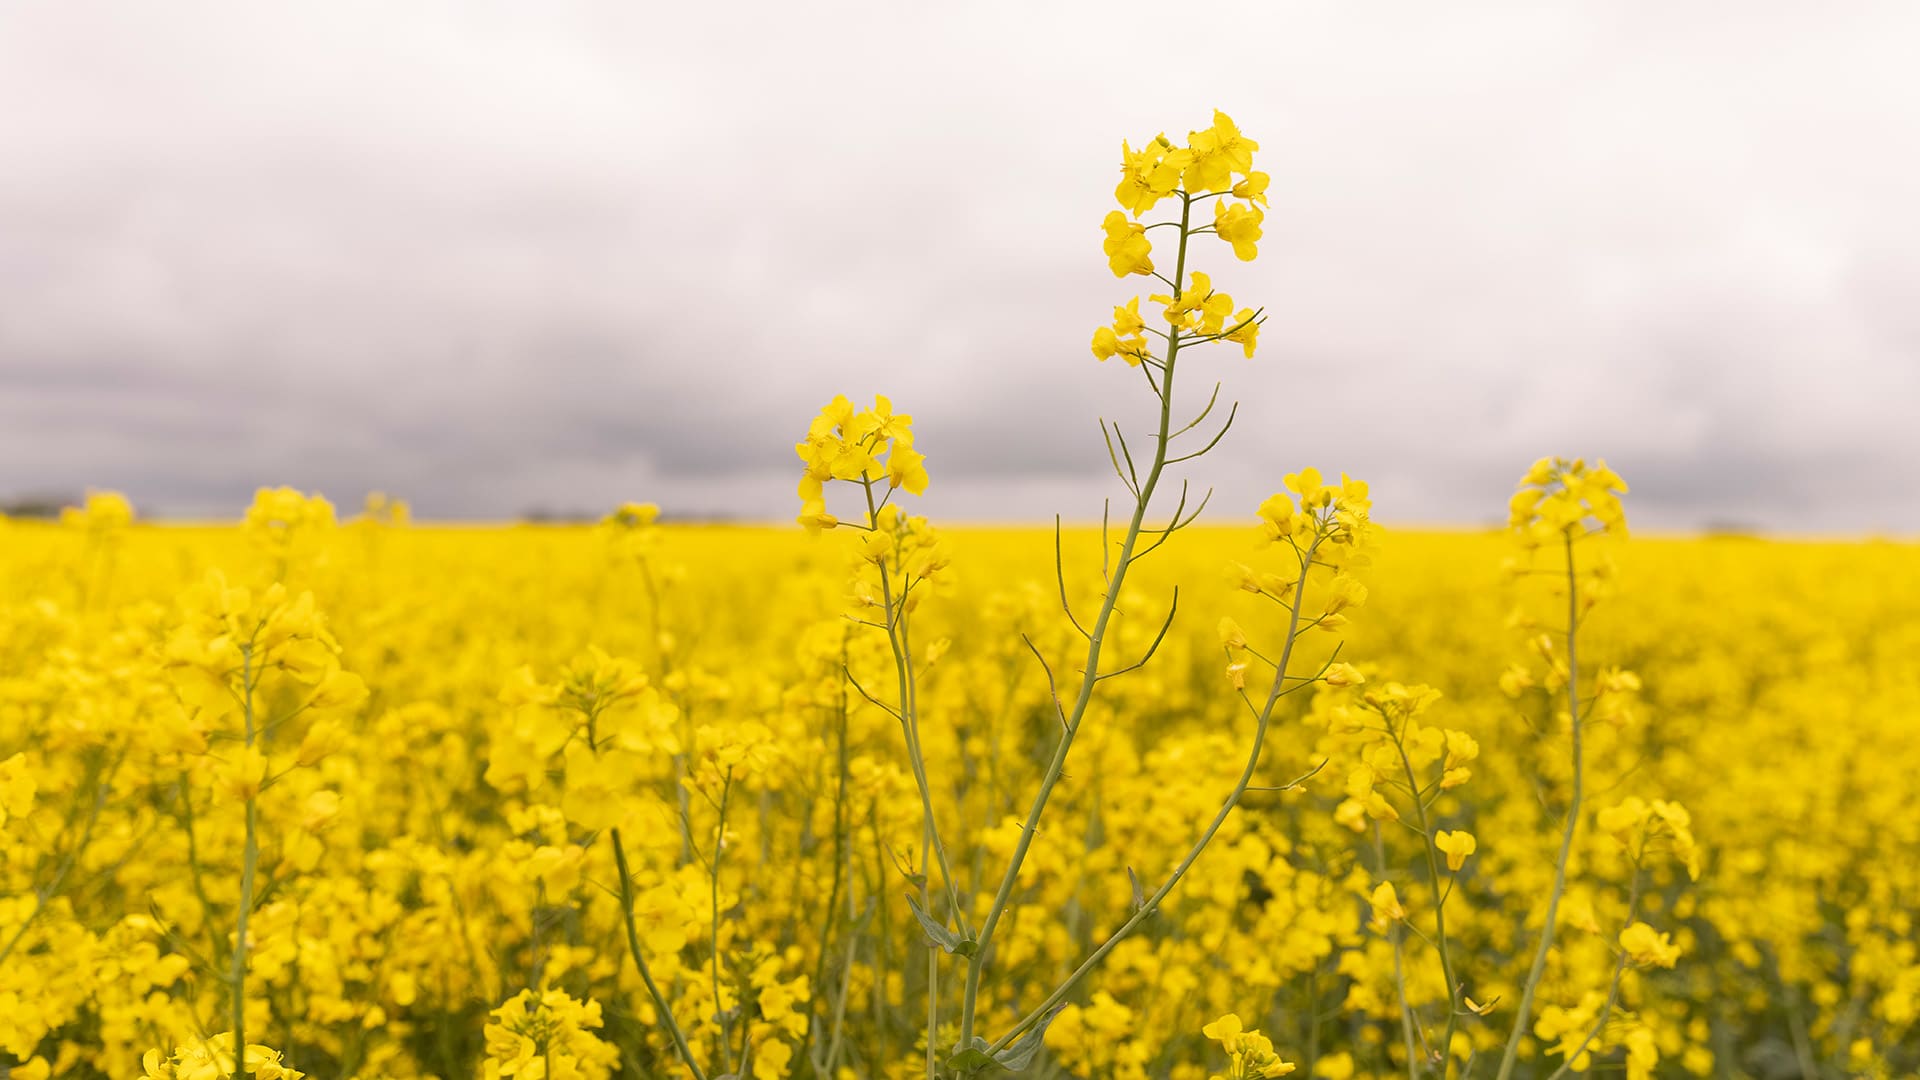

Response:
(3, 2), (1917, 531)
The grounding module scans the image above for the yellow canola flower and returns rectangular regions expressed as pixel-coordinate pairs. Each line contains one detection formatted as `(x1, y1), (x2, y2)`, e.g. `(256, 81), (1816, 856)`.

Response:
(1115, 134), (1191, 217)
(1102, 210), (1155, 277)
(0, 752), (35, 825)
(1150, 271), (1236, 335)
(62, 489), (135, 531)
(357, 490), (411, 526)
(1510, 457), (1629, 543)
(1100, 113), (1266, 372)
(1368, 881), (1407, 932)
(481, 988), (619, 1080)
(1201, 1013), (1297, 1078)
(243, 486), (336, 559)
(1092, 297), (1151, 365)
(1233, 170), (1270, 206)
(1322, 662), (1365, 688)
(1434, 829), (1477, 872)
(1184, 110), (1261, 193)
(1214, 199), (1264, 261)
(1223, 307), (1260, 358)
(1255, 492), (1294, 538)
(795, 393), (928, 529)
(1624, 1025), (1660, 1080)
(139, 1033), (303, 1080)
(1440, 728), (1479, 788)
(214, 745), (270, 805)
(1620, 922), (1683, 968)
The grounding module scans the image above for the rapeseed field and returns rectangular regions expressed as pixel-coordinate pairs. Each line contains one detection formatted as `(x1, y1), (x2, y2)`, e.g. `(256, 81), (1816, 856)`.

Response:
(3, 112), (1916, 1080)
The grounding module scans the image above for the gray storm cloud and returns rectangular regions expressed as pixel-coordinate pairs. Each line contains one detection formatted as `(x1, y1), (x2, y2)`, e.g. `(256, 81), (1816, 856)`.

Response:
(1, 1), (1916, 531)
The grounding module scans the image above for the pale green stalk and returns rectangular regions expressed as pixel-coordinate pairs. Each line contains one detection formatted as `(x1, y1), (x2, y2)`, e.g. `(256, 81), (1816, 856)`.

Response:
(1392, 734), (1461, 1075)
(1496, 532), (1585, 1080)
(231, 645), (259, 1078)
(1393, 922), (1420, 1080)
(1544, 867), (1643, 1080)
(981, 532), (1325, 1058)
(711, 775), (735, 1075)
(859, 479), (965, 928)
(925, 851), (938, 1080)
(798, 674), (853, 1073)
(0, 750), (118, 969)
(958, 190), (1199, 1049)
(855, 479), (958, 1080)
(1376, 826), (1421, 1080)
(611, 828), (708, 1080)
(634, 553), (696, 868)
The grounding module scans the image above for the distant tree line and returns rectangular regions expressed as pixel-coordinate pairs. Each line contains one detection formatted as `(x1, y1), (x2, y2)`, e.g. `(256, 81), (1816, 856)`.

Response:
(1, 493), (81, 519)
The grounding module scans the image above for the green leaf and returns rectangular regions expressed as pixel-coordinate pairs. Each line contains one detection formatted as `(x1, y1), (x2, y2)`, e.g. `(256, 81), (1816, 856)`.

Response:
(993, 1004), (1065, 1072)
(905, 893), (964, 953)
(948, 1037), (995, 1076)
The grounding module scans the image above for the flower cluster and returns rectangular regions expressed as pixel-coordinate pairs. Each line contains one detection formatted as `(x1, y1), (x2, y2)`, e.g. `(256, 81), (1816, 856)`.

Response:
(1092, 111), (1265, 366)
(1509, 456), (1629, 544)
(243, 486), (337, 565)
(794, 394), (927, 531)
(1597, 795), (1702, 880)
(1200, 1013), (1296, 1079)
(481, 989), (620, 1080)
(61, 489), (135, 532)
(355, 490), (411, 527)
(599, 500), (661, 557)
(138, 1034), (303, 1080)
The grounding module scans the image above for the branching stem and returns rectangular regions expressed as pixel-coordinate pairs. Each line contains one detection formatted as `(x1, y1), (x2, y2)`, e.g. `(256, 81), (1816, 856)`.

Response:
(955, 191), (1202, 1049)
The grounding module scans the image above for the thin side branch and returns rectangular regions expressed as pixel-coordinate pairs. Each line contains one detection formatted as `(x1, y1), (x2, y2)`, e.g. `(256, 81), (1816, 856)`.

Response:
(1095, 587), (1180, 682)
(1100, 419), (1141, 498)
(1021, 634), (1070, 733)
(1169, 381), (1224, 440)
(1166, 401), (1240, 465)
(1054, 516), (1091, 640)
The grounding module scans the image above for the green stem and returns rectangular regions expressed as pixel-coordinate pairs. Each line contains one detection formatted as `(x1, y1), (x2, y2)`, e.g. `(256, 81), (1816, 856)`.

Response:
(178, 782), (226, 964)
(859, 479), (966, 933)
(1495, 532), (1585, 1080)
(926, 890), (939, 1080)
(857, 481), (961, 1079)
(1395, 738), (1460, 1076)
(530, 880), (547, 990)
(983, 533), (1324, 1057)
(798, 674), (852, 1072)
(1304, 963), (1321, 1077)
(1379, 827), (1421, 1080)
(711, 775), (735, 1075)
(1544, 868), (1642, 1080)
(611, 828), (708, 1080)
(960, 189), (1199, 1048)
(0, 750), (119, 969)
(821, 890), (860, 1075)
(1393, 924), (1419, 1080)
(231, 646), (258, 1078)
